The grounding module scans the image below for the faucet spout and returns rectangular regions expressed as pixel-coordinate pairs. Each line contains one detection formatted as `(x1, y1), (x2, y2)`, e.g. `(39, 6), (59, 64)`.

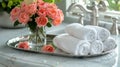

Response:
(67, 3), (91, 25)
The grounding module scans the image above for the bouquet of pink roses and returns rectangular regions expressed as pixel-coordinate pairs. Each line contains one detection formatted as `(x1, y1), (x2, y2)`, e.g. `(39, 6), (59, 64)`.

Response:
(10, 0), (64, 32)
(10, 0), (64, 47)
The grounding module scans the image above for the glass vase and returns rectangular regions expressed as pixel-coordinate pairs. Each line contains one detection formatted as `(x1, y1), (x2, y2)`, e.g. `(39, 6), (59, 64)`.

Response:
(29, 27), (46, 48)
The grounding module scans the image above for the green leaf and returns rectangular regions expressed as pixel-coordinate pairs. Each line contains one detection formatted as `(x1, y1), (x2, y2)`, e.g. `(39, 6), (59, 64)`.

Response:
(1, 0), (23, 13)
(43, 0), (55, 3)
(27, 21), (37, 32)
(1, 2), (6, 8)
(55, 0), (61, 3)
(7, 1), (13, 8)
(47, 22), (52, 27)
(14, 21), (20, 27)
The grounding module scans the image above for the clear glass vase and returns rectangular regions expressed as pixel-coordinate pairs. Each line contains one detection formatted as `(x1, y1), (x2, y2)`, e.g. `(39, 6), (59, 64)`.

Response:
(29, 27), (46, 48)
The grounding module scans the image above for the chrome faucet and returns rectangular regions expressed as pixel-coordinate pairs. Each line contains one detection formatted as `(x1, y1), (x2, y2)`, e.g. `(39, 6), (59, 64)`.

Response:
(89, 1), (99, 26)
(67, 0), (107, 26)
(110, 17), (119, 35)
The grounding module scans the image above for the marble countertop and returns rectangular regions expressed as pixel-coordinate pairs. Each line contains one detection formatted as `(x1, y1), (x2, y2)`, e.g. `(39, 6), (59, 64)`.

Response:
(0, 26), (119, 67)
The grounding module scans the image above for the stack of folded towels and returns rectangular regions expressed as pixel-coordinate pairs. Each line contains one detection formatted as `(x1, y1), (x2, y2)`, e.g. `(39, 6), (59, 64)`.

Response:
(53, 23), (117, 55)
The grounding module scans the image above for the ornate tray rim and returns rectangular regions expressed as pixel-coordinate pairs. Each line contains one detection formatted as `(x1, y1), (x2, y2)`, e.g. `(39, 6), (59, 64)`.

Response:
(6, 34), (117, 58)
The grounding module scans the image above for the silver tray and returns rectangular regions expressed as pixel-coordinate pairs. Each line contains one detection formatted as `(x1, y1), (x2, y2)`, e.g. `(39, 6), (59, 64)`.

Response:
(7, 34), (116, 58)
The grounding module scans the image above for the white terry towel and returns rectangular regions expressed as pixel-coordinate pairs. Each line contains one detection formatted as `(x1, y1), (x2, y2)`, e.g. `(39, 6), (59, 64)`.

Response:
(65, 23), (97, 41)
(85, 26), (110, 41)
(90, 40), (103, 54)
(53, 33), (91, 55)
(53, 33), (79, 54)
(103, 37), (117, 51)
(75, 40), (91, 55)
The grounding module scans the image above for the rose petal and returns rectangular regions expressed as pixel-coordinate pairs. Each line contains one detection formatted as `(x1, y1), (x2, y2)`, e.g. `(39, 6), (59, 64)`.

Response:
(41, 44), (55, 53)
(18, 41), (30, 50)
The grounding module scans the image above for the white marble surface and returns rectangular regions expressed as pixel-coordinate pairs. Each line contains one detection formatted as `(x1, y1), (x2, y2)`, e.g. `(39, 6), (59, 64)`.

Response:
(0, 25), (119, 67)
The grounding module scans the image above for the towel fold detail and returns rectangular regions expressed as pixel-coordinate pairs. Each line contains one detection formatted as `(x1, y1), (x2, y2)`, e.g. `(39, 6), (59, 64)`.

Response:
(75, 40), (91, 55)
(90, 40), (103, 54)
(65, 23), (97, 41)
(85, 26), (110, 41)
(53, 33), (90, 55)
(103, 37), (117, 51)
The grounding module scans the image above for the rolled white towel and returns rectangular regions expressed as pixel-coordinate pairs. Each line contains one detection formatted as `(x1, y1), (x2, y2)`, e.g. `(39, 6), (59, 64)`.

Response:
(53, 33), (91, 55)
(85, 26), (110, 41)
(90, 40), (103, 54)
(75, 40), (91, 55)
(103, 37), (117, 51)
(65, 23), (97, 41)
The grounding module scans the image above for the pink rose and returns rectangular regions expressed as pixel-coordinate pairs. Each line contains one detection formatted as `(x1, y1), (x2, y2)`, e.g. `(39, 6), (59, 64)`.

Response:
(35, 16), (48, 27)
(46, 3), (57, 9)
(37, 2), (45, 9)
(18, 12), (30, 24)
(21, 2), (37, 15)
(44, 3), (64, 26)
(37, 7), (47, 16)
(25, 3), (37, 15)
(21, 2), (28, 12)
(57, 9), (64, 22)
(41, 44), (55, 53)
(10, 15), (17, 22)
(37, 3), (47, 16)
(52, 9), (64, 26)
(10, 7), (20, 17)
(18, 41), (30, 50)
(37, 3), (58, 18)
(47, 8), (57, 19)
(37, 2), (57, 10)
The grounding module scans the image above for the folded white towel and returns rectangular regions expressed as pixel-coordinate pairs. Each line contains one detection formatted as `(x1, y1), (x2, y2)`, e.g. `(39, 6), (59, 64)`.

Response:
(90, 40), (103, 54)
(85, 26), (110, 41)
(103, 37), (117, 51)
(65, 23), (97, 41)
(53, 33), (91, 55)
(53, 34), (79, 54)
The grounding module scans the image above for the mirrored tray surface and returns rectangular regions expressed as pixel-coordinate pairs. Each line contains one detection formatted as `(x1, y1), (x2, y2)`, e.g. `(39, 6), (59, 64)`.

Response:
(7, 34), (116, 58)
